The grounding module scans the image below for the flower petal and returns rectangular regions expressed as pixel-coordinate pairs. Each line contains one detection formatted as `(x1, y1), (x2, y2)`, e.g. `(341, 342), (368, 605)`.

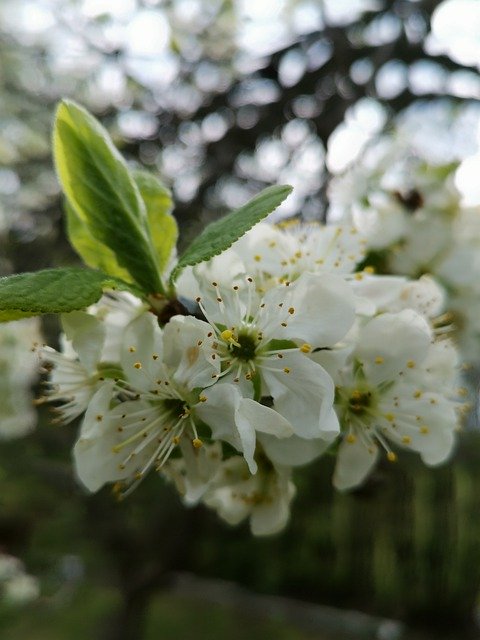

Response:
(356, 310), (432, 384)
(333, 437), (379, 491)
(263, 272), (355, 347)
(62, 311), (105, 373)
(259, 432), (331, 467)
(261, 352), (337, 439)
(250, 466), (294, 536)
(73, 381), (122, 492)
(163, 315), (220, 390)
(238, 399), (293, 438)
(195, 383), (257, 473)
(121, 313), (166, 392)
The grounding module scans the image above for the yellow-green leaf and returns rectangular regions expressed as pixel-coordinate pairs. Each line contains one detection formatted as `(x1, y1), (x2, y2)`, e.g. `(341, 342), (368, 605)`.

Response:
(53, 100), (163, 294)
(133, 171), (178, 274)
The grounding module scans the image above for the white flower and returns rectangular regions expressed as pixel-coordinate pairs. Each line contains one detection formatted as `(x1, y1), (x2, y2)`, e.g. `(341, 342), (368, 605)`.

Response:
(314, 311), (460, 490)
(387, 216), (452, 278)
(202, 455), (295, 536)
(192, 272), (356, 439)
(232, 222), (367, 284)
(0, 318), (42, 439)
(73, 313), (293, 492)
(0, 554), (39, 606)
(163, 441), (224, 505)
(0, 555), (22, 581)
(177, 221), (368, 305)
(3, 574), (40, 606)
(40, 292), (145, 424)
(328, 137), (461, 256)
(40, 312), (110, 424)
(87, 291), (147, 362)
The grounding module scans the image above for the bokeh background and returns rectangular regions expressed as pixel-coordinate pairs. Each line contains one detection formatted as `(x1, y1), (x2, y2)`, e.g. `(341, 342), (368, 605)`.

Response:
(2, 1), (480, 638)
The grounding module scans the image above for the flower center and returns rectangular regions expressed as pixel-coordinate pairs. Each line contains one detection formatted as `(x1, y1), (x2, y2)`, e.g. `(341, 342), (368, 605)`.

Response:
(162, 397), (187, 417)
(347, 389), (373, 416)
(230, 331), (258, 362)
(220, 328), (259, 362)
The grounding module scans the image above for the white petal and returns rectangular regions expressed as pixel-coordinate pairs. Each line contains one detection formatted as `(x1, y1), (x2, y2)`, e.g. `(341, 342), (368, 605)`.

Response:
(350, 275), (407, 316)
(73, 381), (119, 492)
(394, 276), (445, 318)
(163, 315), (220, 390)
(170, 440), (223, 505)
(238, 399), (293, 438)
(259, 432), (330, 466)
(176, 250), (246, 303)
(333, 437), (379, 491)
(302, 224), (366, 275)
(204, 485), (252, 526)
(356, 310), (432, 384)
(310, 343), (355, 381)
(195, 384), (257, 473)
(250, 471), (294, 536)
(263, 272), (355, 347)
(62, 311), (105, 372)
(379, 388), (457, 465)
(420, 428), (455, 466)
(232, 222), (297, 276)
(121, 313), (166, 392)
(261, 352), (337, 439)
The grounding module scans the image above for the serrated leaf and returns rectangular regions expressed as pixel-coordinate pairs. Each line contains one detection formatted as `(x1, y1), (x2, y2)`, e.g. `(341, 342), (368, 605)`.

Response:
(65, 200), (134, 283)
(53, 100), (163, 294)
(0, 268), (137, 322)
(133, 171), (178, 274)
(170, 184), (292, 283)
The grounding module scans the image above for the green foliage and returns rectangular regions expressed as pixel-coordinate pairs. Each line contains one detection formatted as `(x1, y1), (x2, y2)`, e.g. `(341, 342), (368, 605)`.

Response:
(54, 100), (291, 300)
(53, 100), (164, 294)
(65, 201), (134, 283)
(0, 268), (135, 321)
(170, 184), (293, 283)
(133, 171), (178, 275)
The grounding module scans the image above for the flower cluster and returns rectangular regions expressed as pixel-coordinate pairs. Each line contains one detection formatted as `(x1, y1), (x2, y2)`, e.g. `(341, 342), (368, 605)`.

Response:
(0, 318), (42, 440)
(328, 135), (480, 362)
(0, 554), (39, 607)
(39, 221), (464, 535)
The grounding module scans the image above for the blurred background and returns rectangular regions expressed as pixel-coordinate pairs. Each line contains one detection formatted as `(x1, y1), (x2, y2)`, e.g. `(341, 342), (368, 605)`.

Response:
(2, 0), (480, 638)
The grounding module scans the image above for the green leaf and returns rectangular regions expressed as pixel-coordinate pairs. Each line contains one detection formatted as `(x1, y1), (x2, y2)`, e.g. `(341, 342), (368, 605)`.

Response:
(133, 171), (178, 274)
(65, 200), (134, 283)
(53, 100), (163, 294)
(0, 268), (136, 322)
(170, 184), (292, 283)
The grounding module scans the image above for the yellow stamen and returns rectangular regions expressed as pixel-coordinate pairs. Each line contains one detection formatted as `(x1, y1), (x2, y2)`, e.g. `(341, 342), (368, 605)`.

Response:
(220, 329), (240, 347)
